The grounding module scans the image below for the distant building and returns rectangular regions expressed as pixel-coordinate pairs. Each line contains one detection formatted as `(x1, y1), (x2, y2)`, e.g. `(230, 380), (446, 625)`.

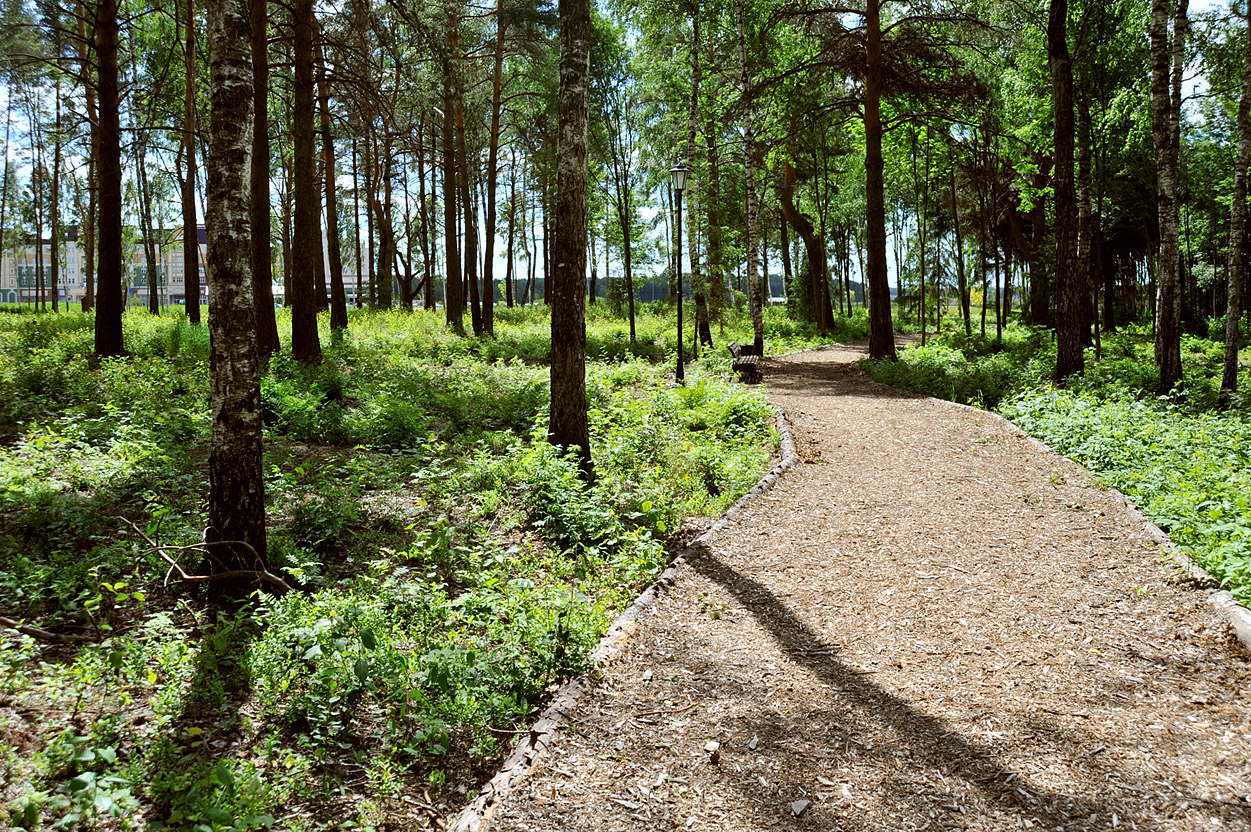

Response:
(0, 225), (282, 308)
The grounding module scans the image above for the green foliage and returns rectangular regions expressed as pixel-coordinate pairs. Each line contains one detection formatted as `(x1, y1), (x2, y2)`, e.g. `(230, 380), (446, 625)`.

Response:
(863, 325), (1052, 408)
(0, 304), (797, 830)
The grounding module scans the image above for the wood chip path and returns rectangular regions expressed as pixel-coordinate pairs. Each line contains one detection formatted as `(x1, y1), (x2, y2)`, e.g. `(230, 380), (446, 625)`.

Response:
(473, 343), (1251, 832)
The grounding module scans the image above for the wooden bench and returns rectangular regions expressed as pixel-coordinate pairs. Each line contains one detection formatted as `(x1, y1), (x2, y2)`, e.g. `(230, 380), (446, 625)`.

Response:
(727, 342), (761, 383)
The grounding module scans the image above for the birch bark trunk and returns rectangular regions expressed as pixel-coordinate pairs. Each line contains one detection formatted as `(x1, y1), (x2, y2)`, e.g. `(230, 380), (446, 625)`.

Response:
(1150, 0), (1186, 392)
(206, 0), (268, 576)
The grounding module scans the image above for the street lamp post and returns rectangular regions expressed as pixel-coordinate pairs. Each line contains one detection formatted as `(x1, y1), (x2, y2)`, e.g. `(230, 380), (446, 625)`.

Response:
(671, 162), (690, 384)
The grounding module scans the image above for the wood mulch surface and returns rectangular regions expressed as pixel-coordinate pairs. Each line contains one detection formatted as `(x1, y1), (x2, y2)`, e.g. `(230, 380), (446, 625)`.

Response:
(475, 343), (1251, 832)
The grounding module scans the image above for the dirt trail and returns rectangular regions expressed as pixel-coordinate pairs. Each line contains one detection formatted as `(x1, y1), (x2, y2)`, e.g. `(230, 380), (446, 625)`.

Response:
(480, 343), (1251, 832)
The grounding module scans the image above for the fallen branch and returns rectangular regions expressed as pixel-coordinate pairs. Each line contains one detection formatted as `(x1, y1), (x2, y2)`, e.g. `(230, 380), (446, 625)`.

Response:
(0, 615), (94, 644)
(118, 517), (292, 594)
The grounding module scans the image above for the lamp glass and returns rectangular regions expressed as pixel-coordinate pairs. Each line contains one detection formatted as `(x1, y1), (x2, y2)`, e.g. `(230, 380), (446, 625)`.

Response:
(670, 163), (689, 193)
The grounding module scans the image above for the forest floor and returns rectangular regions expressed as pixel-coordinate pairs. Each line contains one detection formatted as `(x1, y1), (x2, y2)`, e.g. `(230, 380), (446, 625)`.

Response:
(465, 342), (1251, 832)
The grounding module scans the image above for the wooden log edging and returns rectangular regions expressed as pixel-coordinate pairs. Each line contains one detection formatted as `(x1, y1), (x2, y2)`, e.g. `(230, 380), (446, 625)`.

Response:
(945, 398), (1251, 653)
(447, 406), (799, 832)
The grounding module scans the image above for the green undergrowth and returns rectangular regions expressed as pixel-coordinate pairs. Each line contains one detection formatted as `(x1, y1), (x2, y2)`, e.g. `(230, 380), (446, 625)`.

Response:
(863, 319), (1251, 606)
(0, 304), (784, 830)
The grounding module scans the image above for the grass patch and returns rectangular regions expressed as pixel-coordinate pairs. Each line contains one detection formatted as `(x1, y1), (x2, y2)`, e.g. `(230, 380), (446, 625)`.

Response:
(0, 302), (807, 830)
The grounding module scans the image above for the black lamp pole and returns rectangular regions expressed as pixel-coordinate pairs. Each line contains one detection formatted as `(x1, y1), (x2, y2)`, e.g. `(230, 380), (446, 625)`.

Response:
(671, 162), (689, 384)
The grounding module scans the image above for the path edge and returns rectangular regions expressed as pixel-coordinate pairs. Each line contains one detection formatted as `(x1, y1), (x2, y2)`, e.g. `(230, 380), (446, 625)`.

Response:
(944, 398), (1251, 652)
(446, 405), (799, 832)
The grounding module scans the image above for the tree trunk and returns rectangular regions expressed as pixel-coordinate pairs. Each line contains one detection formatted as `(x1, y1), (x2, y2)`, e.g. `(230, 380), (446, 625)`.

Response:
(506, 152), (516, 308)
(75, 3), (97, 312)
(1051, 0), (1083, 383)
(950, 163), (971, 335)
(482, 5), (507, 336)
(51, 93), (62, 314)
(94, 0), (125, 356)
(735, 0), (764, 354)
(252, 0), (280, 352)
(374, 153), (394, 308)
(351, 136), (363, 307)
(1077, 101), (1095, 348)
(319, 49), (347, 331)
(205, 0), (268, 576)
(442, 78), (464, 332)
(457, 99), (481, 333)
(1221, 2), (1251, 405)
(290, 0), (322, 362)
(778, 159), (829, 334)
(1150, 0), (1186, 392)
(549, 0), (592, 477)
(864, 0), (895, 360)
(185, 0), (205, 325)
(136, 128), (159, 314)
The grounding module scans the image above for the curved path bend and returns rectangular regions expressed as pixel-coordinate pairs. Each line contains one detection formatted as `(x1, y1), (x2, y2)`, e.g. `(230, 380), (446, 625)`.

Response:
(483, 343), (1251, 832)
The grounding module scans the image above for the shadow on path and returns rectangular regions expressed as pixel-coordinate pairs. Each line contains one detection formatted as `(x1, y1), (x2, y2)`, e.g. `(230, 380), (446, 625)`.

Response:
(687, 541), (1135, 829)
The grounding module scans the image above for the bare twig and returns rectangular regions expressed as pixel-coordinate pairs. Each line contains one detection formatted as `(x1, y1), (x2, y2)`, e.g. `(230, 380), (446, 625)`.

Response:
(0, 615), (94, 644)
(117, 517), (292, 593)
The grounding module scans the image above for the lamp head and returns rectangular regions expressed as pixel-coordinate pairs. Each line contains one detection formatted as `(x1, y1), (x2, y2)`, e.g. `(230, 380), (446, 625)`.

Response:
(669, 162), (690, 193)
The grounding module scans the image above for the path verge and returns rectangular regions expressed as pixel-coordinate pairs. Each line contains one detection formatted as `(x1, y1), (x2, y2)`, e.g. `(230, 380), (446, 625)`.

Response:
(447, 406), (798, 832)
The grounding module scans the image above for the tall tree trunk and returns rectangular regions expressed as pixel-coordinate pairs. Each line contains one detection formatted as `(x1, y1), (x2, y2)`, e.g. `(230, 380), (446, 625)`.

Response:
(94, 0), (125, 356)
(1051, 0), (1083, 382)
(913, 128), (928, 345)
(0, 103), (11, 302)
(374, 152), (395, 308)
(351, 136), (363, 307)
(505, 152), (516, 308)
(458, 102), (481, 333)
(549, 0), (591, 477)
(205, 0), (268, 576)
(979, 184), (988, 337)
(280, 169), (292, 306)
(290, 0), (322, 362)
(363, 129), (376, 305)
(735, 0), (763, 354)
(1221, 1), (1251, 405)
(687, 15), (708, 348)
(51, 93), (62, 314)
(481, 6), (507, 336)
(319, 48), (347, 331)
(136, 131), (159, 314)
(442, 77), (464, 332)
(1077, 101), (1096, 348)
(252, 0), (279, 352)
(950, 163), (971, 335)
(75, 3), (97, 312)
(185, 0), (204, 324)
(1150, 0), (1186, 392)
(780, 211), (792, 297)
(778, 159), (828, 334)
(863, 0), (895, 360)
(542, 181), (550, 304)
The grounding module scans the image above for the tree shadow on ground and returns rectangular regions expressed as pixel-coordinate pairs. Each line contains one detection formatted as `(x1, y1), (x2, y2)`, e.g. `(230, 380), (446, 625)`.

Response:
(685, 540), (1148, 830)
(762, 350), (929, 403)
